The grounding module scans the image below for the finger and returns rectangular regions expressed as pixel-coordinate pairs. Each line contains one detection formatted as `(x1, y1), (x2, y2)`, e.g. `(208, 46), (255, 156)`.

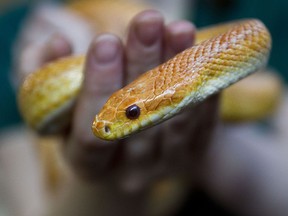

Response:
(15, 34), (72, 86)
(43, 34), (72, 63)
(125, 9), (164, 83)
(161, 94), (219, 173)
(119, 11), (165, 187)
(66, 34), (124, 179)
(123, 10), (165, 177)
(16, 43), (45, 85)
(188, 94), (220, 160)
(159, 21), (197, 169)
(164, 20), (195, 60)
(72, 34), (124, 144)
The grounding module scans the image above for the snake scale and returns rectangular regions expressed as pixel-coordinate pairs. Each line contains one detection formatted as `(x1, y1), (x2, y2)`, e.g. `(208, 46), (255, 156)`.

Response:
(18, 19), (271, 140)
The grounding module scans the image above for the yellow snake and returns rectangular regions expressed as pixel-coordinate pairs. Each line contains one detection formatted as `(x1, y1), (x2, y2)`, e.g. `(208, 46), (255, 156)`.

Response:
(18, 19), (271, 141)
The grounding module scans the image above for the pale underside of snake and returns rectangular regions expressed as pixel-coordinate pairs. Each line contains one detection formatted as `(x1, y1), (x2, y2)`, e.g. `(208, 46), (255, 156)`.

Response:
(18, 19), (271, 140)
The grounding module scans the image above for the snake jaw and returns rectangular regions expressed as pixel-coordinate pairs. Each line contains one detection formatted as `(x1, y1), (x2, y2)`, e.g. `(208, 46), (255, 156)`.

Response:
(92, 117), (136, 141)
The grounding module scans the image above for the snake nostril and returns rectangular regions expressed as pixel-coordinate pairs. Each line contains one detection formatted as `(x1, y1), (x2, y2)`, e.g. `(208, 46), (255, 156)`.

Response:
(104, 125), (111, 133)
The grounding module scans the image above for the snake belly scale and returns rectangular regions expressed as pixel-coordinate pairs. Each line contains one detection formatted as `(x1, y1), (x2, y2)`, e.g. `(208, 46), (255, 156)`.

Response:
(18, 19), (271, 140)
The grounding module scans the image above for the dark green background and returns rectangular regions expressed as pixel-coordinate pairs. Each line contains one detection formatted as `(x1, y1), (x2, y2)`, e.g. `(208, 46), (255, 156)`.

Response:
(0, 4), (29, 129)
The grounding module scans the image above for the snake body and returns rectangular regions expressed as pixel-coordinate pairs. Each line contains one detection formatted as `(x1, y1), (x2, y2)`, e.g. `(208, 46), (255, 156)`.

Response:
(18, 19), (271, 140)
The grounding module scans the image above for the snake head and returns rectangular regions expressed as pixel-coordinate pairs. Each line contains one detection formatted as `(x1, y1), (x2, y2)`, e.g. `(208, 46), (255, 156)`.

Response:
(91, 76), (176, 141)
(92, 104), (141, 140)
(91, 85), (158, 140)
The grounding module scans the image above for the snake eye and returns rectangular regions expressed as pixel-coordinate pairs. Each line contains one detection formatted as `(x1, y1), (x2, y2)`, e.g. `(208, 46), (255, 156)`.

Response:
(126, 104), (140, 120)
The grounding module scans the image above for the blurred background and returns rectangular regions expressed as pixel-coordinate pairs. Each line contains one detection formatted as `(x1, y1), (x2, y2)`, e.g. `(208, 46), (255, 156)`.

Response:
(0, 0), (287, 216)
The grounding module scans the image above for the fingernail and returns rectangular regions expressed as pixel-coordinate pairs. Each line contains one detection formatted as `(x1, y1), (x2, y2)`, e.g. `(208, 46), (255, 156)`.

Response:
(46, 34), (71, 62)
(50, 35), (64, 51)
(50, 35), (71, 54)
(93, 34), (119, 63)
(169, 21), (195, 52)
(135, 12), (163, 45)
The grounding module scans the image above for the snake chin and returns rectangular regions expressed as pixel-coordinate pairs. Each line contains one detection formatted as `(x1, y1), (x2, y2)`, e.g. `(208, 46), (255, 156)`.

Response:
(92, 115), (141, 141)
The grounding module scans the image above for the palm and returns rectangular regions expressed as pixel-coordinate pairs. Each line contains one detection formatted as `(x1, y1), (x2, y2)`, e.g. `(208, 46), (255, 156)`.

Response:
(62, 10), (218, 191)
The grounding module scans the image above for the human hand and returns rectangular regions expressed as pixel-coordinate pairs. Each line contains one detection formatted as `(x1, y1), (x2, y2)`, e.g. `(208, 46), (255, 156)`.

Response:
(15, 1), (218, 194)
(61, 10), (219, 191)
